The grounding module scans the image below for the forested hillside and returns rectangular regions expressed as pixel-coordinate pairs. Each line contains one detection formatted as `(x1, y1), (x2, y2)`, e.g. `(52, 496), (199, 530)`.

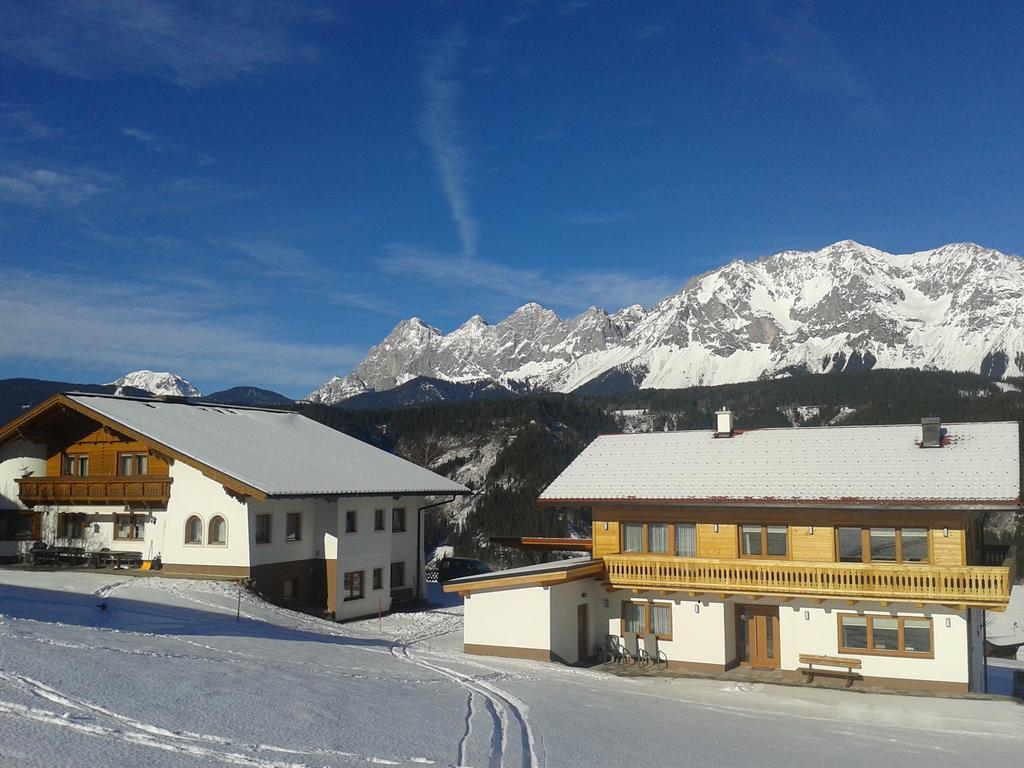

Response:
(298, 369), (1024, 568)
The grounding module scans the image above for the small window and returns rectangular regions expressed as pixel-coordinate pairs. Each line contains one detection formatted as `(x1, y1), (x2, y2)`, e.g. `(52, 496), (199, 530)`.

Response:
(675, 523), (696, 557)
(840, 615), (868, 649)
(740, 525), (762, 556)
(372, 567), (383, 590)
(283, 578), (299, 601)
(392, 508), (406, 533)
(255, 514), (271, 544)
(118, 453), (148, 476)
(115, 513), (145, 541)
(622, 601), (644, 634)
(59, 513), (87, 540)
(647, 524), (669, 554)
(208, 515), (227, 545)
(869, 528), (897, 561)
(390, 561), (405, 588)
(65, 454), (89, 476)
(286, 512), (302, 542)
(185, 515), (203, 545)
(650, 603), (672, 639)
(901, 529), (928, 562)
(622, 523), (642, 553)
(839, 527), (931, 564)
(740, 525), (787, 558)
(837, 527), (862, 562)
(374, 509), (385, 531)
(345, 510), (357, 534)
(622, 601), (672, 639)
(344, 570), (364, 601)
(871, 617), (899, 651)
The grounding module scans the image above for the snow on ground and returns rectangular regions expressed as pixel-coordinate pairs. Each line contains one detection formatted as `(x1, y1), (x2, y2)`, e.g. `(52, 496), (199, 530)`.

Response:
(1, 570), (1022, 768)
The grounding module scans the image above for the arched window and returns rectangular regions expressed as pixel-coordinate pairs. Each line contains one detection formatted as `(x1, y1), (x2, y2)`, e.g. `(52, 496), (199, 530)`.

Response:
(208, 516), (227, 545)
(185, 515), (203, 544)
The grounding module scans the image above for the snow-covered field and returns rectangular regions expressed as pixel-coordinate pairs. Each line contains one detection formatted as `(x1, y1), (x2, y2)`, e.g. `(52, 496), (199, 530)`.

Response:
(1, 570), (1021, 768)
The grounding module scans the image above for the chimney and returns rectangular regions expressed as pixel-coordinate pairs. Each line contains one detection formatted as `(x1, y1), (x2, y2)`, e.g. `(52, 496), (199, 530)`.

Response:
(921, 416), (942, 448)
(715, 408), (735, 438)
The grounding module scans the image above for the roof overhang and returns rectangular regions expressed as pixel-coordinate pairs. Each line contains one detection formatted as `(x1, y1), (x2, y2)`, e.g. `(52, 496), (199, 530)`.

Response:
(443, 558), (605, 595)
(537, 497), (1022, 512)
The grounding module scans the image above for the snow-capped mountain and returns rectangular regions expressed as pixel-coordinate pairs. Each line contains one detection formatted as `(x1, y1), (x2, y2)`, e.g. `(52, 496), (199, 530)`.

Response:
(110, 370), (202, 398)
(306, 241), (1024, 404)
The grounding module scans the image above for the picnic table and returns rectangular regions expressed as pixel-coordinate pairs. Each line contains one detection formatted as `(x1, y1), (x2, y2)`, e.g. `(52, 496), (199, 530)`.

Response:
(90, 550), (143, 569)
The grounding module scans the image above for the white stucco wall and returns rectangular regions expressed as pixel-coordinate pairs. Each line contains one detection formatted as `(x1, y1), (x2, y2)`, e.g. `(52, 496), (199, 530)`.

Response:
(464, 584), (553, 652)
(601, 592), (729, 666)
(548, 580), (595, 664)
(332, 495), (427, 621)
(161, 461), (250, 568)
(247, 496), (333, 566)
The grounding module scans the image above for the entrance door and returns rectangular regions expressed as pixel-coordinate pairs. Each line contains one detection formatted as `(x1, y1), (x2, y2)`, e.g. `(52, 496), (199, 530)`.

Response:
(577, 603), (589, 664)
(736, 605), (780, 669)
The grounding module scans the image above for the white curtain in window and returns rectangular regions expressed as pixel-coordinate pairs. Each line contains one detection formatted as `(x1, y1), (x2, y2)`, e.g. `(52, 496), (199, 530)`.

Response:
(648, 524), (668, 553)
(623, 602), (644, 633)
(623, 524), (642, 552)
(650, 604), (671, 636)
(675, 524), (696, 557)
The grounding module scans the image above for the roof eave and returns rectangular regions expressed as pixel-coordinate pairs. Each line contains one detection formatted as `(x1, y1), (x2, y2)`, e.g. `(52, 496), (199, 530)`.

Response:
(537, 497), (1023, 512)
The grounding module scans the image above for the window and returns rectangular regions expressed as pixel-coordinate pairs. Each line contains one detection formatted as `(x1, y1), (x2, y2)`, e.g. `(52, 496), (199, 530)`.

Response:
(740, 525), (788, 558)
(621, 600), (672, 639)
(65, 454), (88, 476)
(837, 614), (933, 657)
(622, 523), (642, 552)
(392, 507), (406, 532)
(115, 513), (145, 541)
(345, 510), (357, 534)
(648, 523), (669, 554)
(0, 512), (39, 541)
(255, 514), (271, 544)
(390, 561), (405, 588)
(373, 567), (383, 590)
(343, 570), (364, 601)
(286, 512), (302, 542)
(283, 578), (299, 601)
(208, 515), (226, 545)
(374, 509), (385, 531)
(836, 527), (931, 564)
(118, 453), (149, 476)
(59, 512), (87, 539)
(675, 523), (697, 557)
(185, 515), (203, 544)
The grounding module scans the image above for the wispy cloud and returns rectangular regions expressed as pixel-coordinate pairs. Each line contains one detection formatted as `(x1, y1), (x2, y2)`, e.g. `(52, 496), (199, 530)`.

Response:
(0, 167), (115, 206)
(747, 5), (888, 127)
(0, 105), (59, 140)
(379, 245), (677, 312)
(0, 269), (362, 392)
(418, 31), (478, 259)
(565, 212), (639, 225)
(122, 126), (215, 165)
(0, 1), (331, 88)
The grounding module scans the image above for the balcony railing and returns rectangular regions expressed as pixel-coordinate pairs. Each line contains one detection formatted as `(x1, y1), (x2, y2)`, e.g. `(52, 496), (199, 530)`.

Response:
(16, 476), (172, 506)
(604, 551), (1015, 609)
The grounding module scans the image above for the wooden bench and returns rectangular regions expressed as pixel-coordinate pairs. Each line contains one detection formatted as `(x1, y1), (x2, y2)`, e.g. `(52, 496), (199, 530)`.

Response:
(798, 654), (862, 687)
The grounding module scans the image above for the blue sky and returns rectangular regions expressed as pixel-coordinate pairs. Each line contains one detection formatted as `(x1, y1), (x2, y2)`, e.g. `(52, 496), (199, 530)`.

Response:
(1, 1), (1022, 396)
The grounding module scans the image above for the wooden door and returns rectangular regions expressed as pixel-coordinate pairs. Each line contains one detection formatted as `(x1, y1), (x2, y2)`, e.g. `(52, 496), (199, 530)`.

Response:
(737, 605), (780, 669)
(577, 603), (589, 663)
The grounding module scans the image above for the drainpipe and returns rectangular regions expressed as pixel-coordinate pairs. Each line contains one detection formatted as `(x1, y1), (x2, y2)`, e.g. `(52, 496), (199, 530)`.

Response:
(416, 495), (457, 600)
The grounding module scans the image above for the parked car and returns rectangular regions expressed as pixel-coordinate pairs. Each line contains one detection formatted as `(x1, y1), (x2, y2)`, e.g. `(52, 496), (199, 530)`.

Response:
(435, 556), (491, 583)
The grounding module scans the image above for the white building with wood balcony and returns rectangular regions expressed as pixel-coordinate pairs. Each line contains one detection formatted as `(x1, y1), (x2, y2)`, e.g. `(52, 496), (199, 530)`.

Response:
(0, 392), (469, 619)
(447, 413), (1020, 694)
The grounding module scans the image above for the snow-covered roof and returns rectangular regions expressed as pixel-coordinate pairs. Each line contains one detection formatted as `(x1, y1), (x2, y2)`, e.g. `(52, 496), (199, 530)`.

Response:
(62, 393), (469, 499)
(539, 422), (1022, 507)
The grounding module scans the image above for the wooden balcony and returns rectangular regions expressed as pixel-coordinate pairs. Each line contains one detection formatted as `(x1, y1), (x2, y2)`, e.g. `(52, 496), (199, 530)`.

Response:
(603, 551), (1015, 609)
(16, 476), (172, 507)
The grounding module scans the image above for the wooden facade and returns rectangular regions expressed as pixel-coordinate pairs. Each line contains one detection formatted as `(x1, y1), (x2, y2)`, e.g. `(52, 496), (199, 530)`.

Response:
(590, 505), (1013, 610)
(16, 476), (172, 506)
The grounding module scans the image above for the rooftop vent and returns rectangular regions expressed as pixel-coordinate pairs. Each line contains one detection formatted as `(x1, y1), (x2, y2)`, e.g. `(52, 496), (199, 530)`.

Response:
(715, 408), (735, 438)
(921, 416), (942, 448)
(156, 395), (191, 404)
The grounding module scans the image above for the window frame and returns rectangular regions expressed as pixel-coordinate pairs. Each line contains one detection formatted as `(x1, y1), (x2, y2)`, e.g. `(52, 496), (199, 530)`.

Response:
(184, 515), (203, 545)
(254, 513), (272, 545)
(58, 512), (87, 540)
(343, 570), (364, 602)
(208, 515), (227, 546)
(117, 452), (149, 476)
(374, 509), (385, 531)
(282, 577), (299, 601)
(392, 507), (406, 533)
(345, 509), (357, 534)
(114, 512), (145, 541)
(285, 512), (302, 542)
(834, 527), (932, 565)
(837, 613), (934, 658)
(65, 453), (89, 477)
(620, 599), (673, 641)
(739, 524), (789, 559)
(620, 521), (698, 557)
(372, 567), (383, 590)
